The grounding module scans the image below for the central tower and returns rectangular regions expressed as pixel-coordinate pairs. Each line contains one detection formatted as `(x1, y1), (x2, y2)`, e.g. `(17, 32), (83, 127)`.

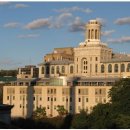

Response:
(85, 20), (101, 45)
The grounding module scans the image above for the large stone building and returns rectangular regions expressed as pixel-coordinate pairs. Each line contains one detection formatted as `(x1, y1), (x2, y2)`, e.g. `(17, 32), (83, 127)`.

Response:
(3, 19), (130, 118)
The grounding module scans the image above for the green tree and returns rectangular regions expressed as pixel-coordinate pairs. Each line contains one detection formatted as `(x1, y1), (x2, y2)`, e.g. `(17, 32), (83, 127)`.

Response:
(88, 103), (116, 129)
(57, 105), (67, 117)
(114, 114), (130, 128)
(71, 109), (88, 129)
(32, 107), (46, 120)
(109, 78), (130, 115)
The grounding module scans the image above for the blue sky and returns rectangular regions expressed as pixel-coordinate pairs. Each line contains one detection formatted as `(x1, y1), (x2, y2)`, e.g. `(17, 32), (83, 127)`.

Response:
(0, 2), (130, 69)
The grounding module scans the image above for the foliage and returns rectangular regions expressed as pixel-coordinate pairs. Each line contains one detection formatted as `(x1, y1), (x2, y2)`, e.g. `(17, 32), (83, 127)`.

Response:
(32, 107), (46, 120)
(0, 70), (17, 77)
(114, 114), (130, 128)
(109, 78), (130, 115)
(87, 103), (116, 129)
(71, 109), (88, 129)
(57, 105), (67, 116)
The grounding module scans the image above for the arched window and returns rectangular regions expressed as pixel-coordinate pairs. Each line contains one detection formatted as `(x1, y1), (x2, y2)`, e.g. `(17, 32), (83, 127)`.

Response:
(70, 66), (73, 74)
(82, 58), (87, 73)
(101, 64), (105, 73)
(114, 64), (118, 73)
(127, 63), (130, 72)
(46, 66), (49, 75)
(95, 29), (97, 39)
(88, 30), (90, 39)
(41, 66), (44, 74)
(91, 29), (94, 39)
(61, 66), (65, 73)
(121, 64), (125, 72)
(108, 64), (112, 73)
(56, 66), (60, 74)
(51, 66), (54, 74)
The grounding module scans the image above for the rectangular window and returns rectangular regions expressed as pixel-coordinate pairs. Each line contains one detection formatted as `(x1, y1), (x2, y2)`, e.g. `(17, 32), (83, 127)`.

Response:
(95, 57), (98, 61)
(78, 89), (80, 94)
(33, 97), (35, 101)
(86, 98), (88, 102)
(48, 97), (50, 101)
(40, 97), (42, 101)
(20, 104), (22, 108)
(54, 97), (56, 101)
(79, 98), (81, 102)
(13, 96), (15, 100)
(47, 105), (49, 109)
(7, 96), (9, 100)
(70, 97), (72, 102)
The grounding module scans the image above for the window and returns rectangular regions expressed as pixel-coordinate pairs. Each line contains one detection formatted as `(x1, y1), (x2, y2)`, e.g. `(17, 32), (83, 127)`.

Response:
(7, 96), (9, 100)
(101, 64), (105, 73)
(56, 66), (60, 74)
(114, 64), (118, 72)
(108, 64), (112, 73)
(47, 105), (49, 109)
(20, 104), (22, 108)
(70, 106), (72, 110)
(95, 57), (98, 61)
(70, 97), (72, 102)
(95, 29), (97, 39)
(95, 64), (98, 73)
(79, 98), (81, 102)
(70, 66), (73, 74)
(78, 89), (80, 94)
(48, 97), (50, 101)
(121, 64), (125, 72)
(41, 66), (44, 74)
(51, 66), (55, 74)
(40, 97), (42, 101)
(61, 66), (65, 73)
(86, 98), (88, 102)
(13, 96), (15, 100)
(127, 63), (130, 72)
(54, 97), (56, 101)
(33, 97), (35, 101)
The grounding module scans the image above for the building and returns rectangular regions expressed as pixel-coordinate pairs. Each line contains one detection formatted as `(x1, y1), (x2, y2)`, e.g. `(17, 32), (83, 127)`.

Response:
(3, 19), (130, 118)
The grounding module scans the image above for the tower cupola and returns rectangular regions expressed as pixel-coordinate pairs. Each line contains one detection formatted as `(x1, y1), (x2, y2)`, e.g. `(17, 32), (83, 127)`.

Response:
(85, 19), (101, 44)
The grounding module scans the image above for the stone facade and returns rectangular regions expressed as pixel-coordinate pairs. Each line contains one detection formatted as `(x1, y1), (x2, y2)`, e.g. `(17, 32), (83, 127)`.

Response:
(3, 19), (130, 118)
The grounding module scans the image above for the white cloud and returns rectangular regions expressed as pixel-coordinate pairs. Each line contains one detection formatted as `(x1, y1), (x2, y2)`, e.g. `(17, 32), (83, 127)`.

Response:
(107, 36), (130, 43)
(96, 17), (106, 26)
(24, 18), (51, 30)
(101, 30), (115, 36)
(114, 17), (130, 25)
(18, 34), (40, 39)
(69, 17), (85, 32)
(15, 3), (29, 8)
(54, 6), (92, 14)
(3, 22), (20, 28)
(0, 2), (10, 5)
(50, 13), (73, 29)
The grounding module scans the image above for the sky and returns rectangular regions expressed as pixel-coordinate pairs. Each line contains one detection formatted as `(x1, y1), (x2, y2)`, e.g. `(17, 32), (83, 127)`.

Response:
(0, 2), (130, 69)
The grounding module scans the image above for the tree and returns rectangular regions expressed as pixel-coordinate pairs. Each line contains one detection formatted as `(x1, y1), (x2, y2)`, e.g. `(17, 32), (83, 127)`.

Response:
(32, 107), (46, 120)
(114, 114), (130, 128)
(87, 103), (116, 129)
(109, 78), (130, 115)
(56, 105), (67, 117)
(71, 109), (88, 129)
